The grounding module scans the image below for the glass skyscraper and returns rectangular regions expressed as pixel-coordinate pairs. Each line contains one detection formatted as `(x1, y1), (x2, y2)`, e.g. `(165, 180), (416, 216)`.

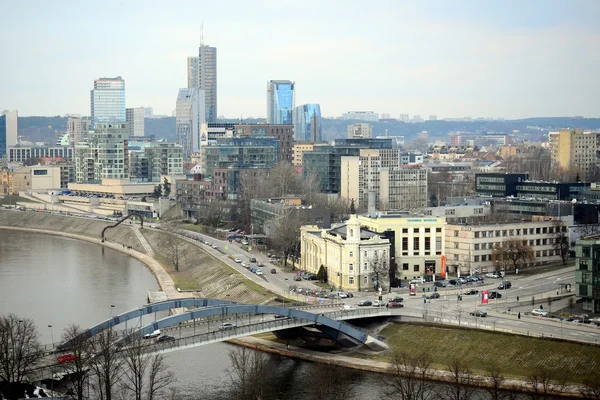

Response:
(293, 104), (322, 142)
(90, 76), (126, 127)
(267, 80), (295, 124)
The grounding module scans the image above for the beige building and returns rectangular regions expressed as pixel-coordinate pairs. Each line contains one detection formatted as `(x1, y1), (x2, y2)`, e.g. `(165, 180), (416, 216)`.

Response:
(549, 129), (598, 180)
(300, 214), (391, 291)
(292, 143), (315, 167)
(74, 123), (129, 183)
(445, 220), (563, 276)
(67, 116), (91, 146)
(347, 123), (372, 139)
(341, 149), (427, 211)
(126, 107), (145, 137)
(358, 213), (446, 281)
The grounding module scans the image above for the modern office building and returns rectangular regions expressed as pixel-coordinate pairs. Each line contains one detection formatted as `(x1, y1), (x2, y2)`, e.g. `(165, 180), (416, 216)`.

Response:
(126, 107), (145, 137)
(515, 181), (589, 201)
(74, 122), (129, 183)
(187, 56), (199, 89)
(293, 104), (321, 142)
(474, 173), (529, 197)
(90, 77), (126, 127)
(67, 116), (90, 146)
(0, 110), (18, 158)
(250, 196), (331, 236)
(302, 139), (393, 193)
(187, 32), (217, 123)
(341, 149), (428, 211)
(201, 137), (279, 177)
(130, 142), (184, 182)
(176, 88), (205, 158)
(575, 235), (600, 313)
(549, 129), (598, 181)
(8, 145), (74, 163)
(234, 124), (294, 163)
(267, 80), (294, 125)
(347, 123), (372, 139)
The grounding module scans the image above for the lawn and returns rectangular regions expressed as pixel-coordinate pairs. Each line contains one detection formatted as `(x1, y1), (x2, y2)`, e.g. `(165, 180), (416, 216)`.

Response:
(357, 323), (600, 383)
(0, 195), (32, 205)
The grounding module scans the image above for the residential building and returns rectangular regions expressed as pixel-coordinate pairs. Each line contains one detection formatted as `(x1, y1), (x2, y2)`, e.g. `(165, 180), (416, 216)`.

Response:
(74, 122), (129, 183)
(234, 124), (294, 163)
(445, 220), (563, 276)
(130, 143), (184, 182)
(358, 213), (446, 281)
(251, 196), (331, 236)
(126, 107), (145, 137)
(302, 139), (394, 193)
(474, 173), (529, 197)
(575, 235), (600, 313)
(549, 129), (598, 181)
(347, 123), (372, 139)
(90, 77), (126, 126)
(266, 80), (294, 125)
(201, 137), (278, 177)
(300, 214), (391, 291)
(292, 143), (315, 167)
(400, 151), (424, 165)
(341, 149), (428, 211)
(293, 104), (322, 142)
(8, 145), (74, 163)
(176, 88), (205, 158)
(0, 110), (18, 158)
(341, 111), (379, 122)
(67, 116), (90, 146)
(427, 145), (477, 161)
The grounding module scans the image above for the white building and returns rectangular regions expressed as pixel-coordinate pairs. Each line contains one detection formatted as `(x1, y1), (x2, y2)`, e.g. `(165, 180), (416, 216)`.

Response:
(347, 123), (372, 139)
(67, 116), (90, 146)
(341, 111), (379, 122)
(176, 88), (205, 158)
(1, 110), (18, 157)
(126, 107), (145, 137)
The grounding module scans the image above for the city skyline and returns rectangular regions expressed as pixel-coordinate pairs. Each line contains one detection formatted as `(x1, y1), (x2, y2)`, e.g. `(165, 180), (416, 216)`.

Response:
(1, 0), (599, 119)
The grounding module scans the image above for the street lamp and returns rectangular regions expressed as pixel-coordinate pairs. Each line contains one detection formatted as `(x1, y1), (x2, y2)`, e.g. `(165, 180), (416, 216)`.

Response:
(48, 325), (54, 349)
(109, 304), (115, 319)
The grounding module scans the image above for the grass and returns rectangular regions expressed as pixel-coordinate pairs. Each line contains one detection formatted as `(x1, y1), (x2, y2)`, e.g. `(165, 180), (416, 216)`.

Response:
(153, 254), (202, 291)
(181, 223), (207, 233)
(314, 282), (331, 289)
(515, 262), (574, 277)
(0, 195), (31, 205)
(242, 280), (271, 297)
(354, 323), (600, 384)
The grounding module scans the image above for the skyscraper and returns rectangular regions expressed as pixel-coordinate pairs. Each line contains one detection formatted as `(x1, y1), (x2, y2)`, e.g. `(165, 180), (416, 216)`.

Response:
(176, 88), (205, 158)
(267, 80), (295, 124)
(90, 76), (126, 127)
(0, 110), (18, 158)
(126, 107), (145, 137)
(293, 104), (321, 142)
(187, 56), (199, 89)
(186, 28), (217, 123)
(67, 116), (90, 146)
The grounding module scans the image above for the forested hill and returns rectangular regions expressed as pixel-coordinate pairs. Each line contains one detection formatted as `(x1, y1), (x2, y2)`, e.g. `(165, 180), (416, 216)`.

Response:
(15, 116), (600, 145)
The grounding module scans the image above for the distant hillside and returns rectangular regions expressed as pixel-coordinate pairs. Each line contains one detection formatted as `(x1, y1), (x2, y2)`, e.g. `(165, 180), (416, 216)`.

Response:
(15, 116), (600, 145)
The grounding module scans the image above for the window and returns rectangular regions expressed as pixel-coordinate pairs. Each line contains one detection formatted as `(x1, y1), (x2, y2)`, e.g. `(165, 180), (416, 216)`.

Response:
(364, 276), (368, 284)
(348, 276), (354, 285)
(474, 231), (479, 238)
(413, 265), (419, 272)
(413, 237), (420, 251)
(425, 237), (431, 251)
(402, 237), (408, 251)
(436, 237), (442, 252)
(436, 228), (442, 233)
(414, 228), (419, 233)
(474, 244), (480, 250)
(502, 230), (507, 236)
(474, 255), (480, 262)
(349, 263), (354, 272)
(364, 262), (368, 270)
(425, 228), (430, 233)
(402, 228), (408, 234)
(583, 247), (591, 257)
(454, 230), (459, 237)
(453, 254), (459, 261)
(509, 229), (514, 236)
(454, 242), (459, 249)
(403, 263), (409, 271)
(349, 251), (353, 257)
(364, 251), (367, 257)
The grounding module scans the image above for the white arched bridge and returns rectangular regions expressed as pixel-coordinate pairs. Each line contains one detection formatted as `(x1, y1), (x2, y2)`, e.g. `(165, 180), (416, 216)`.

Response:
(61, 298), (390, 353)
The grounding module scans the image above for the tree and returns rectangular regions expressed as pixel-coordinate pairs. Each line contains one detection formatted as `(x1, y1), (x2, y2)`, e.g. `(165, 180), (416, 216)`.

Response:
(485, 363), (507, 400)
(271, 208), (306, 267)
(369, 251), (389, 292)
(89, 327), (123, 400)
(316, 264), (328, 283)
(225, 347), (272, 400)
(568, 296), (575, 315)
(162, 177), (171, 198)
(552, 219), (570, 265)
(153, 185), (162, 199)
(439, 358), (475, 400)
(308, 362), (355, 400)
(526, 365), (566, 399)
(146, 351), (175, 400)
(491, 238), (534, 272)
(163, 221), (184, 272)
(383, 350), (433, 400)
(0, 314), (43, 385)
(580, 369), (600, 399)
(60, 325), (94, 400)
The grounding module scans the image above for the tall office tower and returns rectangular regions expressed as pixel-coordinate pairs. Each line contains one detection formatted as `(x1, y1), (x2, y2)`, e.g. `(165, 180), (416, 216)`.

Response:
(549, 129), (598, 181)
(293, 104), (321, 142)
(0, 110), (18, 158)
(187, 56), (199, 89)
(126, 107), (145, 137)
(67, 116), (91, 146)
(176, 88), (205, 158)
(347, 123), (373, 139)
(186, 27), (217, 123)
(267, 80), (295, 124)
(90, 76), (126, 127)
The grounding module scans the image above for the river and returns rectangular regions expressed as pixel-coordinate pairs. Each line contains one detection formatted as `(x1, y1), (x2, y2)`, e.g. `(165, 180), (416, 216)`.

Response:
(0, 230), (533, 399)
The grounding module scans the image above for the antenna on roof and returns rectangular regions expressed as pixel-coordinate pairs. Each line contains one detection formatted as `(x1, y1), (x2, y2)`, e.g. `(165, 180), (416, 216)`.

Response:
(200, 23), (204, 46)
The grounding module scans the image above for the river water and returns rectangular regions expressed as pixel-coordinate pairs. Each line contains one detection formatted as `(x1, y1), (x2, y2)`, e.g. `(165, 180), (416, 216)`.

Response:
(0, 230), (534, 399)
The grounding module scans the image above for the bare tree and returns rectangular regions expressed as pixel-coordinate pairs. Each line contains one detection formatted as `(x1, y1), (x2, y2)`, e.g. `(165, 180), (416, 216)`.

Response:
(146, 351), (175, 400)
(163, 221), (184, 272)
(120, 339), (150, 400)
(491, 238), (535, 272)
(225, 347), (272, 400)
(484, 363), (506, 400)
(271, 208), (306, 267)
(580, 369), (600, 399)
(526, 365), (566, 399)
(383, 350), (433, 400)
(568, 296), (575, 316)
(89, 328), (123, 400)
(438, 358), (475, 400)
(0, 314), (43, 384)
(60, 325), (94, 400)
(308, 362), (355, 400)
(552, 219), (569, 265)
(369, 251), (389, 292)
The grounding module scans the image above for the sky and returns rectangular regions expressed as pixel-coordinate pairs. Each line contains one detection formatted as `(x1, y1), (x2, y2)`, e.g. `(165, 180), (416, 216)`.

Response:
(1, 0), (599, 119)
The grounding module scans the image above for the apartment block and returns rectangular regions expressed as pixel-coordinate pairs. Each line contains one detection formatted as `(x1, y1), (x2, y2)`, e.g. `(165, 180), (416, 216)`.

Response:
(549, 129), (598, 180)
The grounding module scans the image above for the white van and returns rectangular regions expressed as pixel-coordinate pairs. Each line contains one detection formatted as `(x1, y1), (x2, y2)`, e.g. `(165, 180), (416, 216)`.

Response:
(143, 329), (161, 339)
(410, 277), (426, 284)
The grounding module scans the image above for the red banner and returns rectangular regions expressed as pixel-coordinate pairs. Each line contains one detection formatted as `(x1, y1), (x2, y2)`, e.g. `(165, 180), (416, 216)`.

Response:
(481, 290), (489, 304)
(441, 255), (446, 278)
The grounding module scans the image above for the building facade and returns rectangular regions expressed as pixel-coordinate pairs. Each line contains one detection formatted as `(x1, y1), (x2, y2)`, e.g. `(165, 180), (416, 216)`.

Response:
(234, 124), (294, 163)
(67, 116), (90, 146)
(8, 145), (73, 163)
(515, 181), (589, 201)
(341, 149), (428, 211)
(201, 137), (278, 177)
(0, 110), (18, 158)
(74, 123), (129, 183)
(300, 215), (391, 291)
(575, 235), (600, 313)
(293, 104), (322, 142)
(187, 56), (199, 89)
(474, 173), (529, 197)
(347, 123), (372, 139)
(126, 107), (145, 137)
(130, 143), (184, 182)
(90, 77), (126, 127)
(176, 88), (205, 158)
(549, 129), (598, 181)
(445, 220), (563, 276)
(267, 80), (295, 125)
(250, 196), (331, 236)
(292, 143), (315, 167)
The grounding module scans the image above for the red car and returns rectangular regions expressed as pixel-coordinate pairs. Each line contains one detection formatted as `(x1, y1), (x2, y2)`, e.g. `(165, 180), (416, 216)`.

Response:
(57, 353), (77, 363)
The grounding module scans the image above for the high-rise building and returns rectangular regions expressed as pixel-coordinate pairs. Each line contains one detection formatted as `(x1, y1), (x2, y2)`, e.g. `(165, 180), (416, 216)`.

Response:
(74, 122), (129, 183)
(293, 104), (321, 142)
(549, 129), (598, 181)
(186, 28), (217, 123)
(347, 123), (372, 139)
(176, 88), (205, 158)
(90, 77), (126, 127)
(187, 56), (199, 89)
(267, 80), (295, 124)
(0, 110), (18, 158)
(201, 137), (279, 177)
(130, 142), (184, 182)
(126, 107), (145, 137)
(235, 124), (294, 163)
(67, 116), (90, 146)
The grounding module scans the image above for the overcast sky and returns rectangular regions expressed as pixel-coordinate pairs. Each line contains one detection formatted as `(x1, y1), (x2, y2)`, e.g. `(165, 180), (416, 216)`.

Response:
(1, 0), (599, 119)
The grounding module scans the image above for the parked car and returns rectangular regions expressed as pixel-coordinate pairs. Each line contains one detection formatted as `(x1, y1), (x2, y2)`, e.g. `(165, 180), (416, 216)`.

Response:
(357, 300), (373, 307)
(156, 335), (175, 343)
(250, 257), (257, 263)
(497, 281), (512, 290)
(294, 276), (302, 281)
(219, 323), (236, 330)
(388, 296), (404, 303)
(489, 291), (502, 299)
(143, 329), (161, 339)
(434, 281), (447, 288)
(410, 277), (425, 284)
(340, 305), (356, 311)
(212, 244), (218, 249)
(372, 300), (385, 307)
(270, 268), (277, 274)
(426, 292), (440, 299)
(305, 274), (317, 281)
(57, 353), (77, 363)
(531, 309), (548, 317)
(464, 289), (479, 295)
(255, 269), (263, 276)
(387, 302), (405, 308)
(338, 292), (349, 299)
(448, 279), (459, 286)
(241, 262), (247, 268)
(234, 258), (242, 263)
(470, 310), (487, 317)
(457, 277), (467, 284)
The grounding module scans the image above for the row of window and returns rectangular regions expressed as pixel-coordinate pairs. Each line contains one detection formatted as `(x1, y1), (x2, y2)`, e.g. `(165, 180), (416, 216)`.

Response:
(454, 226), (566, 238)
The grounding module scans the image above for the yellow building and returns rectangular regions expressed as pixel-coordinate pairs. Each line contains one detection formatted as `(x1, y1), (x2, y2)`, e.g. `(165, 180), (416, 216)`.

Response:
(292, 143), (315, 167)
(549, 129), (597, 179)
(300, 214), (391, 291)
(357, 213), (446, 281)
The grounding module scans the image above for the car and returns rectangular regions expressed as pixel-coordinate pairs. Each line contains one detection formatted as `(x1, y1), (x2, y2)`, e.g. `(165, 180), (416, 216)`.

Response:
(387, 302), (405, 308)
(426, 292), (440, 299)
(234, 258), (242, 263)
(372, 300), (385, 307)
(338, 292), (349, 299)
(273, 314), (288, 319)
(357, 300), (373, 307)
(294, 276), (302, 281)
(143, 329), (161, 339)
(255, 269), (263, 275)
(448, 279), (459, 286)
(497, 281), (512, 290)
(410, 277), (425, 284)
(389, 296), (404, 303)
(241, 241), (249, 245)
(212, 244), (218, 249)
(219, 323), (236, 330)
(251, 267), (257, 273)
(250, 257), (257, 263)
(270, 268), (277, 274)
(340, 305), (356, 311)
(241, 262), (247, 268)
(464, 289), (479, 295)
(489, 291), (502, 299)
(486, 272), (500, 278)
(457, 278), (467, 284)
(531, 309), (548, 317)
(156, 335), (175, 343)
(305, 274), (317, 281)
(470, 310), (487, 317)
(434, 281), (447, 288)
(57, 353), (77, 363)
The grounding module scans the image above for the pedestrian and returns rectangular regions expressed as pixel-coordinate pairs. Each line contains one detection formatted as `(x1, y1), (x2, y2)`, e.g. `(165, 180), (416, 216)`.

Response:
(286, 342), (290, 350)
(518, 312), (521, 319)
(540, 304), (543, 310)
(517, 296), (519, 302)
